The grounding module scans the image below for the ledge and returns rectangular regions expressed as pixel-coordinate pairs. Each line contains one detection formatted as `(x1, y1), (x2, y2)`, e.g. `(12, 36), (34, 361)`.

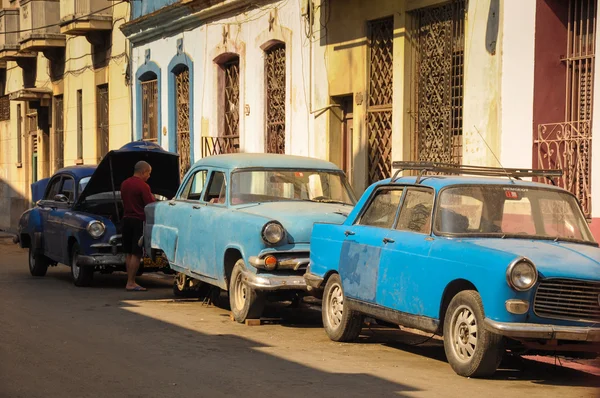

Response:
(9, 88), (53, 106)
(19, 34), (66, 51)
(0, 46), (36, 61)
(60, 15), (112, 35)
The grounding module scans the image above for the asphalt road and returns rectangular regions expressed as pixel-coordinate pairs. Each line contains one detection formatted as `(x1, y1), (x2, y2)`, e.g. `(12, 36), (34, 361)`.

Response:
(0, 237), (598, 398)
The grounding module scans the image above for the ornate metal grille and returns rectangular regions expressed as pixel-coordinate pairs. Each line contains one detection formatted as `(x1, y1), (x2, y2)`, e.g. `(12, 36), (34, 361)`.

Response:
(0, 95), (9, 121)
(96, 84), (109, 162)
(54, 95), (64, 171)
(175, 68), (191, 179)
(77, 90), (83, 159)
(367, 17), (394, 184)
(202, 136), (240, 157)
(535, 0), (596, 217)
(412, 0), (466, 164)
(265, 43), (286, 154)
(141, 79), (158, 141)
(223, 58), (240, 138)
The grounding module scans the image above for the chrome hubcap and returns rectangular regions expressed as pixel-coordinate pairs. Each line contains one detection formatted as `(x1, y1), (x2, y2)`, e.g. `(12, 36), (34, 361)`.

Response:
(72, 253), (80, 279)
(327, 284), (344, 328)
(233, 272), (247, 311)
(451, 305), (478, 363)
(176, 273), (187, 291)
(29, 250), (35, 270)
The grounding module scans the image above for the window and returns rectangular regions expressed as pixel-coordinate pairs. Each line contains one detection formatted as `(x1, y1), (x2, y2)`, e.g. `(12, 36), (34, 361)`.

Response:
(54, 95), (64, 170)
(96, 84), (109, 161)
(16, 104), (22, 164)
(396, 189), (434, 233)
(59, 177), (75, 202)
(358, 187), (403, 229)
(141, 78), (158, 141)
(181, 170), (208, 201)
(265, 43), (286, 154)
(77, 89), (83, 159)
(204, 171), (226, 204)
(44, 177), (63, 200)
(221, 57), (239, 138)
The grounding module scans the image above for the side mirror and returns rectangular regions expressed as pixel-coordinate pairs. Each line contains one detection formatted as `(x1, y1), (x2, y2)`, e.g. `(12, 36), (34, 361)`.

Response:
(54, 194), (69, 203)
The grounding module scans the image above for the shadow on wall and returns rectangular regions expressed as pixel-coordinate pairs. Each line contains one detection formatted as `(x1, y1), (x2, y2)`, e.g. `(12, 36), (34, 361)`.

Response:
(486, 0), (500, 55)
(0, 177), (30, 234)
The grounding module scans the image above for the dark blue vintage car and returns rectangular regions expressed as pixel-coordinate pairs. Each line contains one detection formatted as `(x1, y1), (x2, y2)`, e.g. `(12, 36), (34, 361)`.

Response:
(15, 141), (180, 286)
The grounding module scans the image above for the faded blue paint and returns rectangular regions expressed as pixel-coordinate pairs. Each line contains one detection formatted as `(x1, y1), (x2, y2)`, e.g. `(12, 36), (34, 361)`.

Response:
(167, 53), (195, 163)
(307, 175), (600, 340)
(146, 154), (353, 291)
(135, 61), (162, 144)
(132, 0), (180, 19)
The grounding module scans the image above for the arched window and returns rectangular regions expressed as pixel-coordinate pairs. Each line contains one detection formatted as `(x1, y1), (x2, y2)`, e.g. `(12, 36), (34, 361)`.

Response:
(264, 43), (286, 154)
(140, 71), (158, 141)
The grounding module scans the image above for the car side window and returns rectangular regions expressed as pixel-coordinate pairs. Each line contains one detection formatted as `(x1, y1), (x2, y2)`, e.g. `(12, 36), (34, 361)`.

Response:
(181, 170), (208, 201)
(357, 187), (403, 229)
(60, 177), (75, 202)
(204, 171), (226, 204)
(395, 189), (434, 234)
(44, 177), (63, 201)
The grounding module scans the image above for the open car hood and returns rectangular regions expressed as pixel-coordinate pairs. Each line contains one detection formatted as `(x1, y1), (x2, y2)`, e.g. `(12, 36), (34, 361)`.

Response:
(76, 141), (180, 204)
(31, 178), (51, 203)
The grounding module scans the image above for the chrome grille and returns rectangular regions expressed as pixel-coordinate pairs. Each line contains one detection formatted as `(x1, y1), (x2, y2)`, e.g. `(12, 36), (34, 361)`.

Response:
(533, 278), (600, 323)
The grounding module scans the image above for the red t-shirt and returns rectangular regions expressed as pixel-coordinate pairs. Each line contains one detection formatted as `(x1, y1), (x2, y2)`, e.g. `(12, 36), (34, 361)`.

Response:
(121, 176), (155, 221)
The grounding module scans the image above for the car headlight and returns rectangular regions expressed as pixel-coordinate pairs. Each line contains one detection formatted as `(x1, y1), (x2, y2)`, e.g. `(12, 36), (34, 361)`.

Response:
(87, 220), (106, 239)
(506, 257), (538, 291)
(261, 222), (285, 245)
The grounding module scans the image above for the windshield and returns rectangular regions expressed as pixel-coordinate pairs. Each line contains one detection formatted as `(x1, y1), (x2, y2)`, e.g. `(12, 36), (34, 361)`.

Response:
(435, 185), (595, 243)
(230, 169), (356, 205)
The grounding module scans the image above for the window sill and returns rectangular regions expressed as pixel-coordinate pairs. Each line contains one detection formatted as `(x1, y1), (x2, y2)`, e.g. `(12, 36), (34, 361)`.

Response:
(15, 162), (22, 168)
(75, 158), (83, 165)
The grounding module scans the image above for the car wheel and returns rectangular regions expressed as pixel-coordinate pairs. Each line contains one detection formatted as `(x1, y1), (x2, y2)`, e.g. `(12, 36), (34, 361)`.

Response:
(322, 273), (363, 342)
(173, 272), (209, 298)
(70, 243), (94, 287)
(443, 290), (504, 377)
(28, 246), (49, 277)
(229, 259), (265, 323)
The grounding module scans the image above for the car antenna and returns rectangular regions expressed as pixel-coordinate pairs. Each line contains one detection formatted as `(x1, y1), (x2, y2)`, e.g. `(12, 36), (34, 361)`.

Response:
(473, 126), (515, 184)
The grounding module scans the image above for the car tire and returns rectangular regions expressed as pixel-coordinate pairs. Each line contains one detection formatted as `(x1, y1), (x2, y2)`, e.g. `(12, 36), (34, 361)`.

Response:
(229, 259), (265, 323)
(70, 243), (94, 287)
(443, 290), (504, 378)
(322, 273), (363, 342)
(28, 246), (49, 277)
(173, 272), (210, 298)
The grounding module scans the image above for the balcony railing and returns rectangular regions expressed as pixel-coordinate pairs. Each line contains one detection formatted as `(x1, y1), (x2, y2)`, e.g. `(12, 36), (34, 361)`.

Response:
(202, 135), (240, 157)
(534, 120), (592, 217)
(19, 0), (65, 50)
(60, 0), (112, 35)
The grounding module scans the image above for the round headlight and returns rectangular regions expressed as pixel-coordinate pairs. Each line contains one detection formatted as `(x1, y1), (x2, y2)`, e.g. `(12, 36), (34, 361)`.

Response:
(262, 222), (285, 245)
(87, 220), (105, 239)
(506, 257), (537, 291)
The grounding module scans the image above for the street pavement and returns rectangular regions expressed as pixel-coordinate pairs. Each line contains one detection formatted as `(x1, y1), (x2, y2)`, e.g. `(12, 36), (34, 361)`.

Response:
(0, 237), (598, 398)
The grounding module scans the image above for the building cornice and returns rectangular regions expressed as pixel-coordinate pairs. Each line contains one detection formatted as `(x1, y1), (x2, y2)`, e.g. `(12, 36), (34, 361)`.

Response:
(120, 0), (258, 46)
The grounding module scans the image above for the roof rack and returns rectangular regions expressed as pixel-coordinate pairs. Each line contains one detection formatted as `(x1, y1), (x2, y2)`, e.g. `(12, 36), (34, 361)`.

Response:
(391, 161), (563, 184)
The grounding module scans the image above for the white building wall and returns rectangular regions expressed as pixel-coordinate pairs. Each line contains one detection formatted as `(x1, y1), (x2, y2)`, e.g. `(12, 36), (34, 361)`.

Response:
(131, 0), (313, 164)
(499, 0), (537, 170)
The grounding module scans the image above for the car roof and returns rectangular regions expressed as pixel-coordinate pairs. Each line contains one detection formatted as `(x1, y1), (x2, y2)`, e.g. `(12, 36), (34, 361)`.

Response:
(54, 165), (97, 179)
(382, 175), (565, 191)
(190, 153), (341, 171)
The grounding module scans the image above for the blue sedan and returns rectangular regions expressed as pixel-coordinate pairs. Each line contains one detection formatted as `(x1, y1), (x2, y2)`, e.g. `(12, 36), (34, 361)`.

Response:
(304, 162), (600, 377)
(15, 141), (179, 286)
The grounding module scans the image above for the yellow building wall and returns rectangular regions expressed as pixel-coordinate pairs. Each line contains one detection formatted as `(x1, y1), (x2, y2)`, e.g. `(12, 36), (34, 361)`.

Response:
(319, 0), (504, 192)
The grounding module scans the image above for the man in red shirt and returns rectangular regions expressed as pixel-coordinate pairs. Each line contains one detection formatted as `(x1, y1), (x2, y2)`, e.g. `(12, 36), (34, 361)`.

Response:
(121, 160), (155, 291)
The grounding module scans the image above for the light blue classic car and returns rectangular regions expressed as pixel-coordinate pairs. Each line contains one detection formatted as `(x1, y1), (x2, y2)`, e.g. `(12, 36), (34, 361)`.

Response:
(144, 153), (356, 322)
(304, 162), (600, 377)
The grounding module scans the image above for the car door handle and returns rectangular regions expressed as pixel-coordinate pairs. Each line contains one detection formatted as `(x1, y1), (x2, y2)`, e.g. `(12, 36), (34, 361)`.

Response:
(192, 205), (201, 210)
(344, 230), (355, 236)
(168, 201), (176, 206)
(382, 238), (395, 244)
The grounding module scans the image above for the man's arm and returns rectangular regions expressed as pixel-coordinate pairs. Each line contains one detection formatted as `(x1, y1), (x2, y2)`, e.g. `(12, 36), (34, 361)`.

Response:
(142, 183), (156, 205)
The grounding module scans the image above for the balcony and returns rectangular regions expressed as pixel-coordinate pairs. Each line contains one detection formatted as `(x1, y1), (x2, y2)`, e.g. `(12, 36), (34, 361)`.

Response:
(202, 135), (240, 157)
(0, 8), (35, 60)
(60, 0), (112, 35)
(9, 87), (53, 107)
(18, 0), (66, 52)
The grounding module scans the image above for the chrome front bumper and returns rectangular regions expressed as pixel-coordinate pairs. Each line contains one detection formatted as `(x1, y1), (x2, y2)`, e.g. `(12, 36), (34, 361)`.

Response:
(77, 253), (126, 267)
(304, 272), (324, 291)
(485, 318), (600, 342)
(241, 269), (307, 292)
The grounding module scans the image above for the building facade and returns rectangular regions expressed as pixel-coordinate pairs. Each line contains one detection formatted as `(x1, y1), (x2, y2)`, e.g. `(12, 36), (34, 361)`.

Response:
(0, 0), (131, 233)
